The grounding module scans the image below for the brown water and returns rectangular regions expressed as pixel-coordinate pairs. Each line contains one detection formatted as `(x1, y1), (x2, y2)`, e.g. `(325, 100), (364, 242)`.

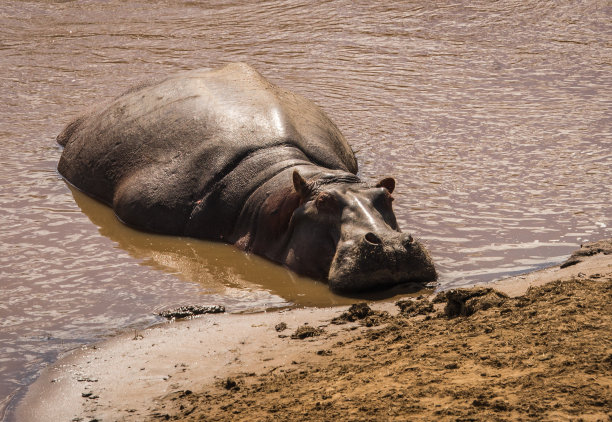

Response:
(1, 0), (610, 416)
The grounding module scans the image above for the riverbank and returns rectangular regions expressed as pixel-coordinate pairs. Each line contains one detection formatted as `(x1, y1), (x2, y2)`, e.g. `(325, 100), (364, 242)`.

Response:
(14, 240), (612, 421)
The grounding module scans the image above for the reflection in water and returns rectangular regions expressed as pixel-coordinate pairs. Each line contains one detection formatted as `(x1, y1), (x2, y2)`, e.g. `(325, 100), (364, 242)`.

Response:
(1, 0), (610, 416)
(71, 186), (429, 307)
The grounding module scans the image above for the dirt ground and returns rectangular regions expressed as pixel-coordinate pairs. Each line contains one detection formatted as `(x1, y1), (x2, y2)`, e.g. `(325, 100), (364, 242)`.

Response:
(152, 244), (612, 421)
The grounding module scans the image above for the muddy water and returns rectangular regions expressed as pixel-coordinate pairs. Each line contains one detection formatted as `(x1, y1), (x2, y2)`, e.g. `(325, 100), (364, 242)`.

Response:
(1, 0), (610, 415)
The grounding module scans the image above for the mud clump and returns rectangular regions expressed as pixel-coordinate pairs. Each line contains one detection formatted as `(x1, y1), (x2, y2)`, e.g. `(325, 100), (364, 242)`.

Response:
(560, 238), (612, 268)
(158, 305), (225, 320)
(291, 325), (323, 339)
(331, 303), (389, 326)
(395, 297), (434, 317)
(221, 378), (239, 391)
(435, 288), (508, 318)
(340, 303), (372, 321)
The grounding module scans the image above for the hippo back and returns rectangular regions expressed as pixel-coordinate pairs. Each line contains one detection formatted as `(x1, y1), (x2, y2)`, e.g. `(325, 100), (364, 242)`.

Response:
(58, 63), (357, 234)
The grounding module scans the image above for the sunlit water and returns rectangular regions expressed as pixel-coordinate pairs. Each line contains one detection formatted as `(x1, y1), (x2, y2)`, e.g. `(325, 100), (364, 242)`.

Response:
(1, 0), (610, 417)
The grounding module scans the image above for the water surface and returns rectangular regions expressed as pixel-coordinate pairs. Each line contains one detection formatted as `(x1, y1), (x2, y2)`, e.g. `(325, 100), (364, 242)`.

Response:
(1, 0), (610, 417)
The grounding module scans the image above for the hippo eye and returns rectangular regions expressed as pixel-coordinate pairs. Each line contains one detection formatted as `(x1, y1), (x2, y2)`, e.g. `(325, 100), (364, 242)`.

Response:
(315, 192), (338, 213)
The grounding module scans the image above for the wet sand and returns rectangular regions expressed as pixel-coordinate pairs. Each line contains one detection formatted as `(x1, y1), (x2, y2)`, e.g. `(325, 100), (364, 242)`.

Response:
(14, 241), (612, 421)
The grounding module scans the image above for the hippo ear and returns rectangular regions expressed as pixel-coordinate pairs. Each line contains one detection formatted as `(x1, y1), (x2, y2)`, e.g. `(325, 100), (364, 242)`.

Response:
(292, 170), (310, 199)
(376, 177), (395, 194)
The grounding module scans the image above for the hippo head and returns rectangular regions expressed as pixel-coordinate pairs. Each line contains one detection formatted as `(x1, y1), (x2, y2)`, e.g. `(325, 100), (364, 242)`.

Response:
(281, 170), (437, 293)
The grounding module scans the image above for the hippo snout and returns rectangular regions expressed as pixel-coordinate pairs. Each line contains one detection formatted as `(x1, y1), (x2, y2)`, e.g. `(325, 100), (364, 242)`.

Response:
(328, 232), (436, 293)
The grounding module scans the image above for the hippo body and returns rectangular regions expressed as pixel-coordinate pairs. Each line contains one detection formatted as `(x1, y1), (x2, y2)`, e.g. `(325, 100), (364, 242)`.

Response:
(58, 63), (436, 292)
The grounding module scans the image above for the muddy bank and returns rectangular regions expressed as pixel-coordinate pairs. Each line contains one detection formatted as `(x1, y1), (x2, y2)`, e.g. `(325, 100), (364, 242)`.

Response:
(13, 241), (612, 421)
(162, 277), (611, 422)
(155, 252), (612, 422)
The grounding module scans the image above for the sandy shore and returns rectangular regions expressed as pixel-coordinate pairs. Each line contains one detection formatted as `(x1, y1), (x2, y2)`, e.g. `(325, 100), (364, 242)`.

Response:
(13, 240), (612, 421)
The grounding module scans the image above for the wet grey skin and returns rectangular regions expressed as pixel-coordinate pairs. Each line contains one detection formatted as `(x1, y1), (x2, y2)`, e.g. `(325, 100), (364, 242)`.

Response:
(285, 170), (436, 292)
(57, 62), (436, 293)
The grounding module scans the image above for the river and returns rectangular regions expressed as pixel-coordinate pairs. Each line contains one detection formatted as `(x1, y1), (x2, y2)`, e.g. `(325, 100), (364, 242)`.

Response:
(1, 0), (610, 417)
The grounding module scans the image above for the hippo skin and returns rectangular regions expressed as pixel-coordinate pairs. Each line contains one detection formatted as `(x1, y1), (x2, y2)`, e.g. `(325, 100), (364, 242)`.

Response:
(57, 63), (436, 292)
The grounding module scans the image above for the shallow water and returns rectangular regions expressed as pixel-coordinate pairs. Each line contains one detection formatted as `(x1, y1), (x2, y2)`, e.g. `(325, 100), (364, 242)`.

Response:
(1, 0), (610, 416)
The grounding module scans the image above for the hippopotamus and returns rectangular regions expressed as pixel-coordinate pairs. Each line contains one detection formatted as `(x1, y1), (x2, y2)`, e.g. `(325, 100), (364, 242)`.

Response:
(57, 62), (436, 292)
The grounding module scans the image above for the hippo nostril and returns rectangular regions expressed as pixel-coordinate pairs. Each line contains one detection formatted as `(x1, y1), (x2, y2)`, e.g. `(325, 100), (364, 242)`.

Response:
(364, 232), (382, 245)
